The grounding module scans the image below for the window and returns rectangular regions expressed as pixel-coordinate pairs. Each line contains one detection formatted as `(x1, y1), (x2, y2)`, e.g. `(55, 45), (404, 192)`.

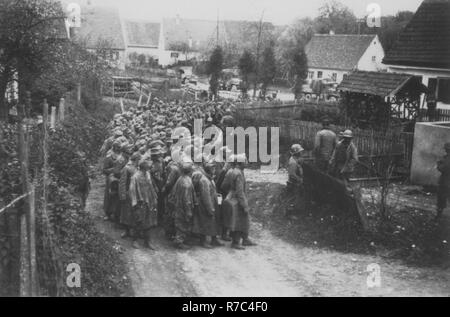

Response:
(372, 56), (376, 62)
(308, 71), (314, 79)
(438, 78), (450, 104)
(428, 78), (450, 104)
(317, 71), (323, 79)
(171, 52), (179, 58)
(331, 73), (337, 82)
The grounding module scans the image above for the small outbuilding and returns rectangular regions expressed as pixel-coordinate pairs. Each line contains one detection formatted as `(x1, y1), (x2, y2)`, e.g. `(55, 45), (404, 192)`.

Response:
(338, 71), (428, 129)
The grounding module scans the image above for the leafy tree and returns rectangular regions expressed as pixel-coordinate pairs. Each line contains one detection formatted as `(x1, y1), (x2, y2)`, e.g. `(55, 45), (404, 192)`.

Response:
(276, 17), (314, 84)
(315, 0), (357, 34)
(360, 11), (414, 52)
(259, 45), (276, 98)
(291, 48), (308, 99)
(238, 50), (255, 97)
(169, 41), (191, 61)
(0, 0), (66, 120)
(207, 46), (224, 99)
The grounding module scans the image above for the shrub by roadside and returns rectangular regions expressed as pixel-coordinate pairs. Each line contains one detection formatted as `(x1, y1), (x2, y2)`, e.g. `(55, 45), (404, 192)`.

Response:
(1, 98), (132, 296)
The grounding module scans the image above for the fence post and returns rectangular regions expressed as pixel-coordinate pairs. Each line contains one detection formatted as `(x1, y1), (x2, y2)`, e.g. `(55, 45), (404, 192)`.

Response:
(59, 98), (65, 123)
(17, 121), (32, 297)
(25, 91), (31, 118)
(50, 106), (56, 129)
(120, 98), (125, 113)
(28, 185), (37, 296)
(76, 83), (81, 106)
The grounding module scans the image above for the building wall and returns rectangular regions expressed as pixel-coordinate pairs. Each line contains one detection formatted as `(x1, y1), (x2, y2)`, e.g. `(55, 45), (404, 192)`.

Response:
(307, 68), (348, 83)
(357, 35), (386, 72)
(411, 122), (450, 186)
(387, 65), (450, 109)
(126, 46), (160, 64)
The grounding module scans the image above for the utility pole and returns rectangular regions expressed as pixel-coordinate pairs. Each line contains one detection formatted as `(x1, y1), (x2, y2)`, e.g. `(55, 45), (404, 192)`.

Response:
(216, 8), (220, 47)
(253, 9), (265, 99)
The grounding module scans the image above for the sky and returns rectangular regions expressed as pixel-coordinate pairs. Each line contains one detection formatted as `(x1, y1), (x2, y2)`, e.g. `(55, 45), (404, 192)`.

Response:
(69, 0), (423, 24)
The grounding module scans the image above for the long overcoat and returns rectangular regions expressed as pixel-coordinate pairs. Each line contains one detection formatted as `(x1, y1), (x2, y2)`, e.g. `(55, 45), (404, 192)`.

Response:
(222, 168), (250, 234)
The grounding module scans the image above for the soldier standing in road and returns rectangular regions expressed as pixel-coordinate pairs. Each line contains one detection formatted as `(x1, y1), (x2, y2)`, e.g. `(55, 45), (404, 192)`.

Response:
(222, 154), (256, 250)
(437, 142), (450, 219)
(129, 160), (159, 250)
(119, 152), (141, 239)
(286, 144), (306, 217)
(172, 161), (196, 250)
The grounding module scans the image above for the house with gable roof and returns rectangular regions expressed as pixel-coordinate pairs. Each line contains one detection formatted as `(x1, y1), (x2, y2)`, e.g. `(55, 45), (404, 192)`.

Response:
(383, 0), (450, 109)
(305, 34), (386, 84)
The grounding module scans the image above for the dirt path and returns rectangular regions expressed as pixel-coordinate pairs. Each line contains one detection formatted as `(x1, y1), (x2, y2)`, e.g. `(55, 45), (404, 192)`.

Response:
(86, 170), (450, 297)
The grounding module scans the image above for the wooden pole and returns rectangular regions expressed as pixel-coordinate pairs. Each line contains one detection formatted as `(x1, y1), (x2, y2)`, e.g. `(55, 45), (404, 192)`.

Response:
(120, 98), (125, 113)
(59, 98), (65, 123)
(76, 83), (81, 106)
(28, 185), (37, 296)
(50, 107), (56, 129)
(25, 91), (31, 118)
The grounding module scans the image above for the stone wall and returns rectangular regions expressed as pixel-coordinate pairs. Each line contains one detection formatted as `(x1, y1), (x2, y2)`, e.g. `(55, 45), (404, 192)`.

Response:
(411, 122), (450, 186)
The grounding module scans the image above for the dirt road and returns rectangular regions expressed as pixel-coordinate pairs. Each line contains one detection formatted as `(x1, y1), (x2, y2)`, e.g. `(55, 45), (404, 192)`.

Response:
(86, 170), (450, 297)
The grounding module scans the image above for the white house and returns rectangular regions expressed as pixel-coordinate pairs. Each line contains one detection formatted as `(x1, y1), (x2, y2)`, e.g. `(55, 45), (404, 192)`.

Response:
(383, 0), (450, 109)
(122, 19), (161, 65)
(74, 5), (127, 70)
(305, 34), (386, 84)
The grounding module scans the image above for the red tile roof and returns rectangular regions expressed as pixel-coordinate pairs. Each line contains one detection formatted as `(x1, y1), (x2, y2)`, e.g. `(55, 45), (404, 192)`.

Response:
(383, 0), (450, 69)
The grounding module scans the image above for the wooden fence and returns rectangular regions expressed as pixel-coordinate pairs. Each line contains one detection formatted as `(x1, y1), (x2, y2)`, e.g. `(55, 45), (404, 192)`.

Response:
(235, 111), (415, 169)
(418, 108), (450, 122)
(0, 97), (65, 297)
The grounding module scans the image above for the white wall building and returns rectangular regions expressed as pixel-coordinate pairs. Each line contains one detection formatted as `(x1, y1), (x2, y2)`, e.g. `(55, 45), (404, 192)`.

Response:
(383, 0), (450, 110)
(305, 34), (386, 84)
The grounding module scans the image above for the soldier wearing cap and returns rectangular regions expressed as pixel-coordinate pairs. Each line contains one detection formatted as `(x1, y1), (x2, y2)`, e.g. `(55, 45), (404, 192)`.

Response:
(191, 160), (224, 248)
(149, 145), (166, 225)
(329, 130), (358, 189)
(314, 118), (337, 171)
(222, 154), (256, 250)
(103, 141), (126, 222)
(119, 152), (141, 239)
(286, 144), (306, 216)
(129, 160), (159, 250)
(437, 142), (450, 219)
(172, 161), (196, 250)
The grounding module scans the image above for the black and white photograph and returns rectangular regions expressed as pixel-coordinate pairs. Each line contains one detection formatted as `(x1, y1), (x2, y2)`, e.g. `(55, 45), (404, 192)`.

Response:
(0, 0), (449, 300)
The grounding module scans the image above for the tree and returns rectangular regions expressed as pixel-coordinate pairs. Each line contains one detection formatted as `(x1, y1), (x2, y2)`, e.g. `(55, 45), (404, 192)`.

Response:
(259, 45), (277, 99)
(315, 0), (357, 34)
(276, 17), (314, 84)
(169, 41), (191, 61)
(291, 48), (308, 100)
(0, 0), (66, 120)
(207, 46), (224, 99)
(360, 11), (414, 52)
(238, 51), (255, 97)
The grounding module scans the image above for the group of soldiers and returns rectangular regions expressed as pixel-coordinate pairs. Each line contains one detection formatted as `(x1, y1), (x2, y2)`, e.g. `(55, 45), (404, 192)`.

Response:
(100, 98), (256, 250)
(286, 118), (359, 215)
(287, 118), (449, 219)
